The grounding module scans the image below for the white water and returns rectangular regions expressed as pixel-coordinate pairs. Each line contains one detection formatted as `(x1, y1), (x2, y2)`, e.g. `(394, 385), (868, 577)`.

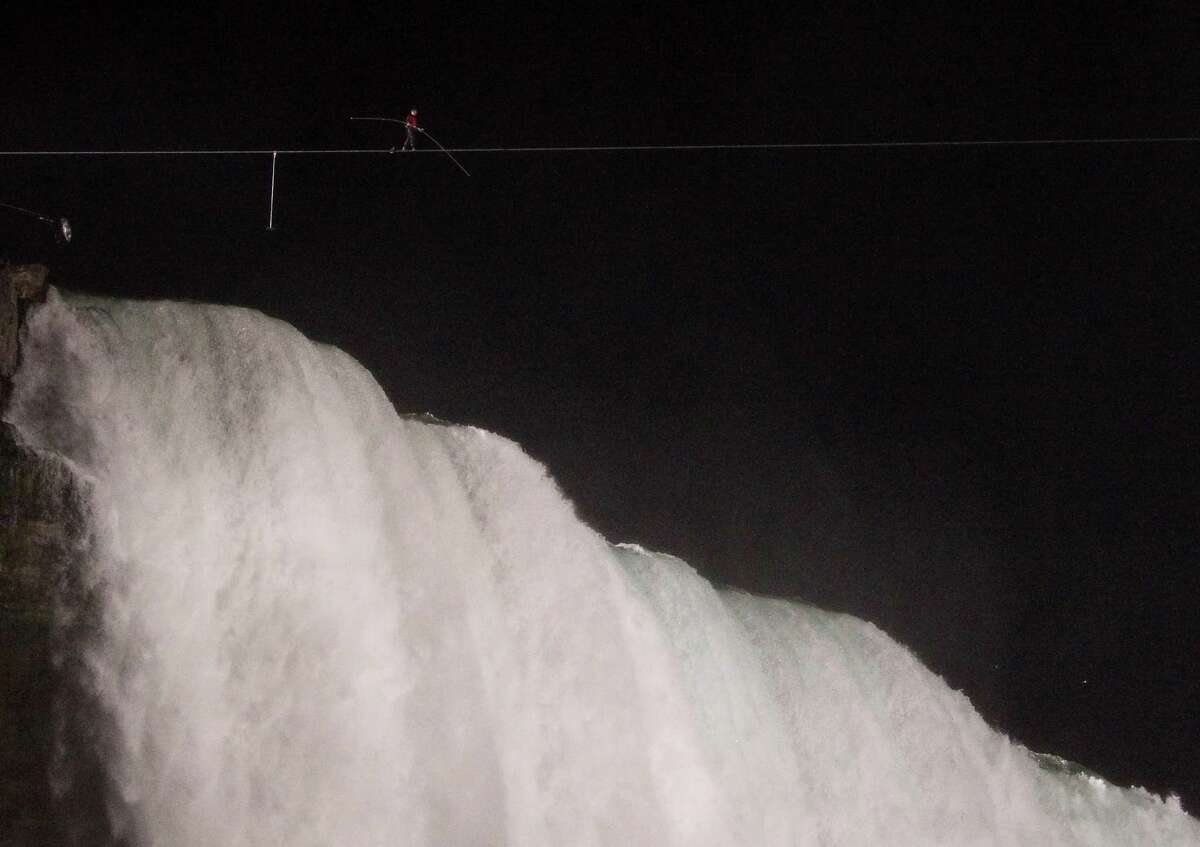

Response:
(6, 289), (1197, 846)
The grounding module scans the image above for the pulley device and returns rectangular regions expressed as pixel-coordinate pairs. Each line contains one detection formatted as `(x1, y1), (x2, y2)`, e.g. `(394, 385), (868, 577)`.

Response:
(0, 200), (71, 244)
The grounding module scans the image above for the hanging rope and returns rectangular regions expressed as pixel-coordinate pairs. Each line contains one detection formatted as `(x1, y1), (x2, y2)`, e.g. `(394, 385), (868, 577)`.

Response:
(267, 151), (278, 230)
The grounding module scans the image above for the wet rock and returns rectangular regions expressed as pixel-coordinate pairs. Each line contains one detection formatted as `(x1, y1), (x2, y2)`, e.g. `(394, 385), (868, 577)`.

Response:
(1, 264), (86, 846)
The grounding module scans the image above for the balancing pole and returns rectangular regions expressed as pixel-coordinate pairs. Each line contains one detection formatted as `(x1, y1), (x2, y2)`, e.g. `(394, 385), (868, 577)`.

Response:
(417, 128), (471, 177)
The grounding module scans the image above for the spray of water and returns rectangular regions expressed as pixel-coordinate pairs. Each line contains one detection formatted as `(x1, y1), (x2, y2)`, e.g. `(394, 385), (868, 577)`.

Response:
(6, 290), (1197, 846)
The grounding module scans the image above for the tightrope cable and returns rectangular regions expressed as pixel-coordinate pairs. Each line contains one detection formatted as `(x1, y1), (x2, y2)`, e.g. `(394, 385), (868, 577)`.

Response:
(1, 136), (1199, 157)
(5, 135), (1195, 233)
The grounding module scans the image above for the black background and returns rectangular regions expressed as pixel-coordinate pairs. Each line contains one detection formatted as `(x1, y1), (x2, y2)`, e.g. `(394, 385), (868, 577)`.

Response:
(3, 3), (1198, 812)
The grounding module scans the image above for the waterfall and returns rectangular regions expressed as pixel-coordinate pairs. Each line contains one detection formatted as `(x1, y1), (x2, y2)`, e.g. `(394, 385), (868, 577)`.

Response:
(6, 289), (1196, 846)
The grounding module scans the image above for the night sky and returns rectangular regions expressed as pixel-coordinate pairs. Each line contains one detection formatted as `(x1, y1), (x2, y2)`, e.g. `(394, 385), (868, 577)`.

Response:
(4, 4), (1198, 812)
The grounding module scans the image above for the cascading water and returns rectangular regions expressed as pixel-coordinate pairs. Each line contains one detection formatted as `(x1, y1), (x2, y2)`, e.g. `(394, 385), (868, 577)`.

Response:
(5, 289), (1197, 846)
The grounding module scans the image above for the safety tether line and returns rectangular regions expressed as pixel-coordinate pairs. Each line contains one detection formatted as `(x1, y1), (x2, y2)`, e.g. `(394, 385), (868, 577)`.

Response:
(0, 136), (1198, 156)
(267, 151), (277, 230)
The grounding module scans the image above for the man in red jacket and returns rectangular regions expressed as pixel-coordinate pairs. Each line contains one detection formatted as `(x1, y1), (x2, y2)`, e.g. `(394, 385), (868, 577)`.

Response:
(402, 109), (420, 151)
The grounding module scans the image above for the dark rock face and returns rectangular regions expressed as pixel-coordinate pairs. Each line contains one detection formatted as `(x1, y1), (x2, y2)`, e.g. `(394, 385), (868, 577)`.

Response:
(0, 265), (91, 846)
(1, 264), (48, 410)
